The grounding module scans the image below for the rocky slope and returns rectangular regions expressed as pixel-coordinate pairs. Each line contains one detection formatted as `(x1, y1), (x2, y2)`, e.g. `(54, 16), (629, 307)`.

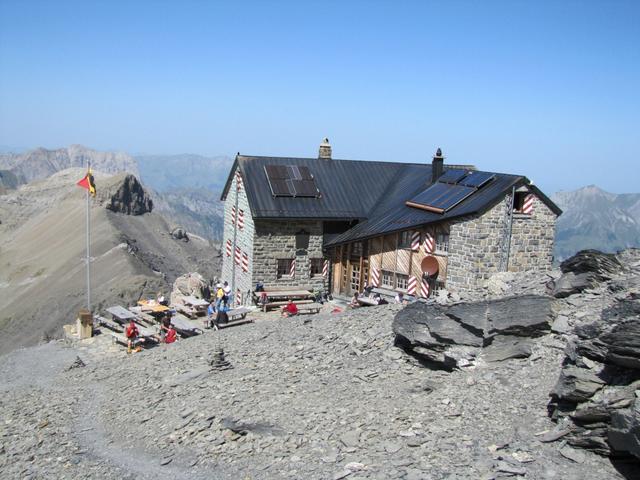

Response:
(553, 186), (640, 261)
(0, 169), (219, 355)
(0, 144), (140, 184)
(1, 251), (639, 479)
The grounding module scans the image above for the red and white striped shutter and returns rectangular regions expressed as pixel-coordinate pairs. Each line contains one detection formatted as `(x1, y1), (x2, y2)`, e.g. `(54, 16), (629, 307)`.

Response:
(411, 231), (420, 251)
(421, 277), (430, 298)
(235, 247), (241, 265)
(231, 206), (237, 225)
(235, 171), (243, 191)
(236, 288), (242, 306)
(226, 240), (232, 257)
(523, 194), (535, 215)
(423, 232), (435, 254)
(290, 258), (296, 277)
(371, 268), (380, 287)
(238, 209), (244, 230)
(322, 259), (329, 278)
(408, 275), (417, 295)
(241, 252), (249, 272)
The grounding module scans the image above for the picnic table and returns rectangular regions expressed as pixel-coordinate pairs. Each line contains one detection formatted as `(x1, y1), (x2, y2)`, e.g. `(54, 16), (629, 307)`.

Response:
(183, 295), (209, 308)
(171, 313), (204, 336)
(257, 289), (315, 312)
(106, 305), (137, 323)
(137, 299), (170, 314)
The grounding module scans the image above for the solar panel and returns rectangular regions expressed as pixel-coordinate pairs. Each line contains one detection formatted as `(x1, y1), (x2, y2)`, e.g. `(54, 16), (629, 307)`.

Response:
(292, 179), (319, 197)
(406, 183), (475, 213)
(264, 164), (320, 197)
(268, 179), (292, 196)
(458, 171), (495, 188)
(264, 165), (290, 179)
(437, 169), (468, 184)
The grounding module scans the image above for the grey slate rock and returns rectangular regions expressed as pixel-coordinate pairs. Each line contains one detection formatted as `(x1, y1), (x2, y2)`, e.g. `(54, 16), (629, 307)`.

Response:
(393, 295), (552, 369)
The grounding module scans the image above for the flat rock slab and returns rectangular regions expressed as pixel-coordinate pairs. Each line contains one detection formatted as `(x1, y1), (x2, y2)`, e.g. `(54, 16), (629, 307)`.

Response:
(393, 295), (552, 368)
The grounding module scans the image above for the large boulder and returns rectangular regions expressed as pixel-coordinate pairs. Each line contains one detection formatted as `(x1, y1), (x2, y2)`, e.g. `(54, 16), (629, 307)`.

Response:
(553, 250), (623, 298)
(393, 294), (553, 369)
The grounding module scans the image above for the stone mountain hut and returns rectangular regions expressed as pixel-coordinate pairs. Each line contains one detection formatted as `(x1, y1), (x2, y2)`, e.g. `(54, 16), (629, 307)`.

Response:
(220, 139), (561, 304)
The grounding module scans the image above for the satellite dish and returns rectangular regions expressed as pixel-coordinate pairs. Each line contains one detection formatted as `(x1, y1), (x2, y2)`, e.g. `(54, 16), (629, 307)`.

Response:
(421, 256), (440, 277)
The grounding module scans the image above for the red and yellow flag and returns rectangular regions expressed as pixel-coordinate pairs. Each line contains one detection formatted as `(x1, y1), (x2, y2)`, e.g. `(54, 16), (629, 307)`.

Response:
(76, 169), (96, 196)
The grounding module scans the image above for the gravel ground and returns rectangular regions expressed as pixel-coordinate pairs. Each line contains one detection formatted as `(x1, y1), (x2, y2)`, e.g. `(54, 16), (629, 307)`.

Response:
(0, 296), (629, 480)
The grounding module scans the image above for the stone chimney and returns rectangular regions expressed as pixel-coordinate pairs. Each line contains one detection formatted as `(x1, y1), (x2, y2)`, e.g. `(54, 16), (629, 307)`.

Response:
(318, 138), (332, 160)
(431, 147), (444, 183)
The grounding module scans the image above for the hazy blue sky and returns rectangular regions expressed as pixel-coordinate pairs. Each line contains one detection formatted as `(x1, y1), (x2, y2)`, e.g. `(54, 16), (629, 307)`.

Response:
(1, 0), (638, 194)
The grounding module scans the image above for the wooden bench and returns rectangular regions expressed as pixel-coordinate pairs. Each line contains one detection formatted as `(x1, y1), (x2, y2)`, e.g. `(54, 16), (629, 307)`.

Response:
(97, 315), (124, 332)
(262, 299), (313, 312)
(227, 307), (251, 321)
(297, 303), (322, 315)
(216, 317), (254, 329)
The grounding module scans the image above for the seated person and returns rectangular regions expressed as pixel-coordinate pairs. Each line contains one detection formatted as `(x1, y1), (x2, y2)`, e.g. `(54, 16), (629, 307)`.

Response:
(214, 305), (229, 329)
(349, 292), (360, 308)
(206, 300), (216, 328)
(281, 299), (298, 317)
(362, 282), (373, 297)
(394, 292), (405, 304)
(164, 325), (177, 344)
(160, 314), (172, 340)
(125, 320), (140, 354)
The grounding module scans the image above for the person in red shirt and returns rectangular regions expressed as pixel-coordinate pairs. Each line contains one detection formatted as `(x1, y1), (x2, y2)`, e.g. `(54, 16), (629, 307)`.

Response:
(281, 299), (298, 317)
(164, 325), (177, 344)
(125, 320), (139, 354)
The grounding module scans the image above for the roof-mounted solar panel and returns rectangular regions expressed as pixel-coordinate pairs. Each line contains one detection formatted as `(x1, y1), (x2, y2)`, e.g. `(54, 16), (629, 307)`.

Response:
(292, 179), (320, 197)
(437, 169), (468, 184)
(406, 183), (475, 213)
(458, 171), (495, 188)
(264, 164), (320, 198)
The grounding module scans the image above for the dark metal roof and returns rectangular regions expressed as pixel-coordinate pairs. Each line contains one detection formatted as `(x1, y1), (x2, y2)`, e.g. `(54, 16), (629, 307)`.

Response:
(222, 155), (433, 220)
(220, 154), (561, 246)
(326, 172), (529, 246)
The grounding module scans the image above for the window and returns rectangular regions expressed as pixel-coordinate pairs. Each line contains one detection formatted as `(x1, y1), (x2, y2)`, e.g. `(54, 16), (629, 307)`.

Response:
(435, 232), (449, 253)
(277, 259), (294, 278)
(398, 231), (412, 249)
(382, 270), (394, 288)
(310, 258), (324, 276)
(396, 274), (408, 290)
(350, 265), (361, 292)
(513, 192), (527, 212)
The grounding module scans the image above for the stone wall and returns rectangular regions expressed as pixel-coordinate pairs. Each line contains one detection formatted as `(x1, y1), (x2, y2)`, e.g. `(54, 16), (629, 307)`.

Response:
(509, 195), (557, 271)
(252, 219), (326, 290)
(221, 167), (255, 304)
(447, 193), (558, 294)
(447, 199), (507, 293)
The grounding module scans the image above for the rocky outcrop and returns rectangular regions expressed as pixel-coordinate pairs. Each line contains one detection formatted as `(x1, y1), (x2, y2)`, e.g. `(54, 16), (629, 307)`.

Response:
(393, 294), (553, 369)
(0, 169), (19, 193)
(552, 249), (623, 298)
(99, 173), (153, 215)
(549, 293), (640, 459)
(546, 249), (640, 462)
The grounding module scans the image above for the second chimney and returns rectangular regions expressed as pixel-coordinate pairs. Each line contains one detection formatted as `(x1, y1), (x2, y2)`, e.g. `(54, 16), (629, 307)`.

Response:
(318, 138), (332, 160)
(431, 147), (444, 183)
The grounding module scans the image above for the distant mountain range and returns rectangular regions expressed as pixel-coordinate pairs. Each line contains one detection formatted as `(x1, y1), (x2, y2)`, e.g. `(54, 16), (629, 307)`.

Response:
(0, 144), (140, 183)
(552, 185), (640, 261)
(0, 146), (233, 243)
(2, 146), (638, 260)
